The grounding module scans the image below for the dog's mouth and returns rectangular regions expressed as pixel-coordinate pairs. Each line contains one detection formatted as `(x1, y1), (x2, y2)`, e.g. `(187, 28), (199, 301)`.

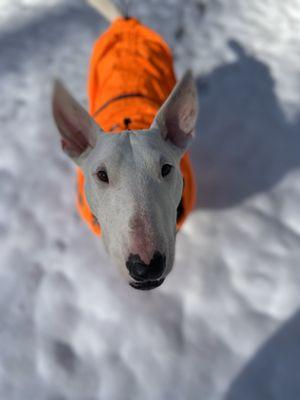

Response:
(129, 278), (165, 290)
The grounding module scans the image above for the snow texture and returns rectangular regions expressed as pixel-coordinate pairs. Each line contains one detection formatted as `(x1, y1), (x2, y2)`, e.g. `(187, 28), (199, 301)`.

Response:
(1, 0), (300, 399)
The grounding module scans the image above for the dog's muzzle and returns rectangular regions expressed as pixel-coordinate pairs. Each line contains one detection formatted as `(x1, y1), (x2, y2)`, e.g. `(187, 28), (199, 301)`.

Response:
(126, 251), (166, 290)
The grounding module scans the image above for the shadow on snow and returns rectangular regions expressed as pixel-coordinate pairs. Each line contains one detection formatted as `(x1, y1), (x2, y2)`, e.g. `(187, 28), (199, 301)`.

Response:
(192, 40), (300, 209)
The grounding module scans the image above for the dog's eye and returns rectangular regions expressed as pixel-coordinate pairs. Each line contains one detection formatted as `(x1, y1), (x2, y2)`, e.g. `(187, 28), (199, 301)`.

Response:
(161, 164), (172, 177)
(97, 170), (109, 183)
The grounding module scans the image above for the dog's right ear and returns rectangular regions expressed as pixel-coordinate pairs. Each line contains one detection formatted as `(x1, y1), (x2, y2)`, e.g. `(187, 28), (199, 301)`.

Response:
(52, 80), (102, 164)
(151, 70), (198, 153)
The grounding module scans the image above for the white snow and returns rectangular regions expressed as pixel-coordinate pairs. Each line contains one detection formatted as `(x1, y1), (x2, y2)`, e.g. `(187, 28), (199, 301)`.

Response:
(1, 0), (300, 399)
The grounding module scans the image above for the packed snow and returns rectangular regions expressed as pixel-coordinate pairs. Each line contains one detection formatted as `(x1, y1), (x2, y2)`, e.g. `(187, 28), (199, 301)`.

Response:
(1, 0), (300, 399)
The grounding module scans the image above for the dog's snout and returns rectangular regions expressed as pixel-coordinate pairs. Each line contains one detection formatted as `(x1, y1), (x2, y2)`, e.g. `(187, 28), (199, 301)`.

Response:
(126, 251), (166, 281)
(129, 261), (149, 280)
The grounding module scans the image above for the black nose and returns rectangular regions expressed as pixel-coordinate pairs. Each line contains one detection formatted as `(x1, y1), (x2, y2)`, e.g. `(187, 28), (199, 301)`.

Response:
(126, 251), (166, 281)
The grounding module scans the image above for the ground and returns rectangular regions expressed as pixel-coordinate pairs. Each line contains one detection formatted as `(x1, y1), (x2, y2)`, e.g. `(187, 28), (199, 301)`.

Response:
(1, 0), (300, 399)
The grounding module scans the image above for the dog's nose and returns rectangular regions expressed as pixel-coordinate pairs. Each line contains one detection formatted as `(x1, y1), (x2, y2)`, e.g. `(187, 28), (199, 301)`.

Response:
(126, 251), (166, 281)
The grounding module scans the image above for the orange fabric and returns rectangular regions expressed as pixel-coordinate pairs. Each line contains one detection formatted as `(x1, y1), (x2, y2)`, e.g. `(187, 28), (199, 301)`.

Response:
(76, 18), (196, 235)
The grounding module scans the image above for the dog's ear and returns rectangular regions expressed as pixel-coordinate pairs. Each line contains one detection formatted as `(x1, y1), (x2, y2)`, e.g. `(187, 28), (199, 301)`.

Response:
(151, 70), (198, 152)
(52, 80), (102, 164)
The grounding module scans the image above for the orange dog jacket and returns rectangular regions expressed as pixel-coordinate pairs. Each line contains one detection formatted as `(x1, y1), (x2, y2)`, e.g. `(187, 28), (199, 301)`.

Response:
(77, 18), (196, 235)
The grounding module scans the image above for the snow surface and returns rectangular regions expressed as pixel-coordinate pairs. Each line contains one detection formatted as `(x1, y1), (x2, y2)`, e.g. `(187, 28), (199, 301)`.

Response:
(1, 0), (300, 399)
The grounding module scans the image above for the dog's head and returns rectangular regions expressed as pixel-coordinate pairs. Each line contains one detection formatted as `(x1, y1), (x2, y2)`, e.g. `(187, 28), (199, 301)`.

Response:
(52, 71), (198, 290)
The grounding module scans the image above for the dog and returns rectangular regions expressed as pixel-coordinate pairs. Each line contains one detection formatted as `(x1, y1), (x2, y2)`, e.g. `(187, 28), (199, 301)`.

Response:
(52, 0), (198, 290)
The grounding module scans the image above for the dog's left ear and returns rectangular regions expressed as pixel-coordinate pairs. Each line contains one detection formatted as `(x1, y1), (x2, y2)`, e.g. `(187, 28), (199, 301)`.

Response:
(151, 70), (198, 152)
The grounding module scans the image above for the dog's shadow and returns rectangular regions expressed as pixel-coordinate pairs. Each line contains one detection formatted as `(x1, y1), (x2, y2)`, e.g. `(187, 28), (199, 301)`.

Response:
(225, 310), (300, 399)
(192, 40), (300, 209)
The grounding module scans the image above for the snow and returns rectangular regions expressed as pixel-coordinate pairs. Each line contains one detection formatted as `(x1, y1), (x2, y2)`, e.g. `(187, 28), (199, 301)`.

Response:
(1, 0), (300, 399)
